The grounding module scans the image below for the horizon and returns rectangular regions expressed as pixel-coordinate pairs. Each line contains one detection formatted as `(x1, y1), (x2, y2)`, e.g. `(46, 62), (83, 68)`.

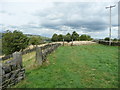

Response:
(1, 30), (118, 40)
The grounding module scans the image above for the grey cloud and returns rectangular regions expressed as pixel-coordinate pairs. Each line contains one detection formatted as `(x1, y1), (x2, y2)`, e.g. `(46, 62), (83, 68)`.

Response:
(20, 25), (42, 29)
(1, 24), (42, 32)
(32, 2), (117, 33)
(1, 2), (118, 38)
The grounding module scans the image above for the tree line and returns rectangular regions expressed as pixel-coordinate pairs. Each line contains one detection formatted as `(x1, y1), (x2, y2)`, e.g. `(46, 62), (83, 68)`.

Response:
(2, 30), (93, 55)
(104, 37), (120, 41)
(2, 30), (119, 56)
(51, 31), (93, 42)
(2, 30), (44, 55)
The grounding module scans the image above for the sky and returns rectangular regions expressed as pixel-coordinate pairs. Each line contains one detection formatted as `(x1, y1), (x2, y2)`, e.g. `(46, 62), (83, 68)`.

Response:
(0, 0), (119, 39)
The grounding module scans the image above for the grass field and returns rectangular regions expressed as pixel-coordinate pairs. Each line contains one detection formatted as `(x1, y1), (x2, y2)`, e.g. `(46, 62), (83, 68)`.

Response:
(13, 44), (118, 88)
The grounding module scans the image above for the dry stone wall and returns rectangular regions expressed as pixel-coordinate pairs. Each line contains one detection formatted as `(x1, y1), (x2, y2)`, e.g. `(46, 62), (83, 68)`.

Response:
(36, 43), (61, 65)
(0, 43), (61, 89)
(98, 41), (120, 46)
(0, 52), (25, 90)
(0, 47), (36, 61)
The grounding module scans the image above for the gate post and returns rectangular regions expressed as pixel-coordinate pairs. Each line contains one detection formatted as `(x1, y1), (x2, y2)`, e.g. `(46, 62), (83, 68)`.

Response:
(13, 52), (22, 67)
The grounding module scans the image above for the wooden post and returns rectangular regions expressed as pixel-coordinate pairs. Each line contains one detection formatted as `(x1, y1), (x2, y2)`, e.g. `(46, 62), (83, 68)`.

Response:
(13, 52), (22, 67)
(71, 39), (73, 46)
(63, 39), (64, 46)
(36, 46), (42, 65)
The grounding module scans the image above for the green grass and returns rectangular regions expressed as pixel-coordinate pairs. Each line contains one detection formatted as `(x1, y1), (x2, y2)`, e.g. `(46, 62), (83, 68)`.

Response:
(13, 44), (118, 88)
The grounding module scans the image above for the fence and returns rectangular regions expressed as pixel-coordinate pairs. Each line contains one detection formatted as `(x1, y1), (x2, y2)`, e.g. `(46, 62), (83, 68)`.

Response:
(0, 52), (25, 89)
(0, 43), (61, 89)
(36, 43), (61, 65)
(98, 41), (120, 46)
(0, 47), (37, 61)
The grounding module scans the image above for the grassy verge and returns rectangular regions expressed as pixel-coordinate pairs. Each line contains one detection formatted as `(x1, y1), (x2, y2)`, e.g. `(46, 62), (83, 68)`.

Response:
(13, 44), (118, 88)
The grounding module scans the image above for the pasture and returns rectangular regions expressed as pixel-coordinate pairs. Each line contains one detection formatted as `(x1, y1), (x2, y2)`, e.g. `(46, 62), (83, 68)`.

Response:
(13, 44), (118, 88)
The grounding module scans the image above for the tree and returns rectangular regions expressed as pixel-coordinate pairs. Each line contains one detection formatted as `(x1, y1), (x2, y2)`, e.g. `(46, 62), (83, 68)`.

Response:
(2, 30), (29, 55)
(118, 39), (120, 42)
(71, 31), (79, 41)
(29, 36), (42, 45)
(58, 34), (63, 41)
(104, 37), (110, 41)
(51, 32), (93, 42)
(80, 34), (92, 41)
(64, 33), (72, 42)
(113, 38), (117, 41)
(51, 34), (58, 42)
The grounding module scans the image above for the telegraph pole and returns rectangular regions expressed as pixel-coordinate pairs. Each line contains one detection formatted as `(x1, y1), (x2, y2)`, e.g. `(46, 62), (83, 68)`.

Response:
(106, 5), (116, 45)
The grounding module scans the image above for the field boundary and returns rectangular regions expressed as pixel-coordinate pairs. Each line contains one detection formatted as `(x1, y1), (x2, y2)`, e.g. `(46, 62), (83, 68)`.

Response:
(0, 43), (61, 89)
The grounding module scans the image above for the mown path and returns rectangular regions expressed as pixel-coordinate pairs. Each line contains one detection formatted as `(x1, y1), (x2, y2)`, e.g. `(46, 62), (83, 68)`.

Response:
(14, 44), (118, 88)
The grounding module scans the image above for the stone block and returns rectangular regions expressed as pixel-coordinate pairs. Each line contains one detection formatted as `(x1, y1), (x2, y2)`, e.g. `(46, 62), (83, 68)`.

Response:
(36, 47), (42, 65)
(13, 52), (22, 66)
(4, 73), (11, 81)
(2, 65), (11, 74)
(11, 64), (17, 71)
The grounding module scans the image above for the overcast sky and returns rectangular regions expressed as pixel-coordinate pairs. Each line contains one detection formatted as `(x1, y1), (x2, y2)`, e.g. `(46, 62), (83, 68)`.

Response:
(0, 0), (119, 39)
